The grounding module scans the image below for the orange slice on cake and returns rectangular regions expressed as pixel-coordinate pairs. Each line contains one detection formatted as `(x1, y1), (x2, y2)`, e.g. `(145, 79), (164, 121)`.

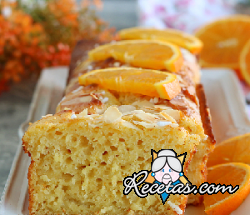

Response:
(204, 163), (250, 215)
(118, 27), (203, 54)
(195, 15), (250, 69)
(78, 67), (181, 100)
(88, 40), (183, 72)
(207, 133), (250, 167)
(240, 39), (250, 85)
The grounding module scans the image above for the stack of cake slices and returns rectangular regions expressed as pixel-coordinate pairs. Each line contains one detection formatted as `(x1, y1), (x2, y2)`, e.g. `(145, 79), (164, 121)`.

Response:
(23, 28), (215, 215)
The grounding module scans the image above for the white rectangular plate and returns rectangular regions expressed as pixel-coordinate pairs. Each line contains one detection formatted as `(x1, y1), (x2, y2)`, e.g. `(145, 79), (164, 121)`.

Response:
(0, 67), (68, 215)
(1, 68), (250, 215)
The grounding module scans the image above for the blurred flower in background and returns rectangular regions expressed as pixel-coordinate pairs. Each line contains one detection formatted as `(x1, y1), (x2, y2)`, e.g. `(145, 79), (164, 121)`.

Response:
(138, 0), (238, 33)
(0, 0), (114, 94)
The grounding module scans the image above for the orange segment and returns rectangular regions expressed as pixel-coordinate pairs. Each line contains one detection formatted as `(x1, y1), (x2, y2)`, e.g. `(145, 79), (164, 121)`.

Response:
(78, 67), (181, 100)
(207, 133), (250, 167)
(195, 15), (250, 69)
(88, 40), (183, 72)
(204, 163), (250, 215)
(240, 39), (250, 85)
(118, 27), (203, 54)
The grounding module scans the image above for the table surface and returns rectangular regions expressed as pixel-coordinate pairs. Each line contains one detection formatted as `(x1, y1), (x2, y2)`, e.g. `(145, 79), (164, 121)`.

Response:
(0, 75), (38, 197)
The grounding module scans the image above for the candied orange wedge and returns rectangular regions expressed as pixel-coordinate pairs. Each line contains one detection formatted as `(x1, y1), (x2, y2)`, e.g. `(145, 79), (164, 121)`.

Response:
(195, 15), (250, 69)
(204, 163), (250, 215)
(118, 27), (203, 54)
(207, 133), (250, 167)
(78, 68), (181, 100)
(88, 40), (183, 73)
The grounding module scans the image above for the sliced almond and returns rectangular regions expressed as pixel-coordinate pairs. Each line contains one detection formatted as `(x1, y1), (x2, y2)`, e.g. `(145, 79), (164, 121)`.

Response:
(62, 96), (92, 106)
(95, 108), (105, 114)
(133, 121), (157, 128)
(78, 109), (88, 117)
(161, 109), (181, 122)
(63, 107), (71, 110)
(149, 97), (159, 104)
(42, 114), (53, 118)
(160, 111), (177, 124)
(169, 123), (179, 128)
(118, 105), (136, 114)
(103, 106), (122, 123)
(133, 110), (158, 123)
(132, 100), (154, 108)
(120, 120), (139, 130)
(71, 86), (83, 94)
(154, 105), (171, 110)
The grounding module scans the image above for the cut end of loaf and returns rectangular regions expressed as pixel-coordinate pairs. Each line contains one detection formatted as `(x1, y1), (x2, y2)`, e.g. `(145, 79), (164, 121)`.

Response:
(23, 110), (200, 215)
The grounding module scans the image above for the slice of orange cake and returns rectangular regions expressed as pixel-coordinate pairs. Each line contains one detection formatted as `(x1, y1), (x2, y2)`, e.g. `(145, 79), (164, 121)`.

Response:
(23, 32), (215, 214)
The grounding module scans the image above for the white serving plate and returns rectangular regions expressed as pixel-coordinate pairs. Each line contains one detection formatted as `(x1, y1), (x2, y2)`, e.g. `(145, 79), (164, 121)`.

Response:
(0, 67), (69, 215)
(1, 68), (250, 215)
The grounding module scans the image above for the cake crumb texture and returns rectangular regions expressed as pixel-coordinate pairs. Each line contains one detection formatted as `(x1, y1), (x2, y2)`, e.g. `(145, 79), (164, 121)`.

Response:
(23, 111), (199, 215)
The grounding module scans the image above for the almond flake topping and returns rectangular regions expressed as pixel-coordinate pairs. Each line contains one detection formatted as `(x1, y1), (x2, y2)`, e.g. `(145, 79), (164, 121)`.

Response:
(62, 96), (92, 105)
(96, 108), (105, 114)
(161, 109), (181, 122)
(78, 109), (88, 117)
(133, 110), (158, 123)
(133, 121), (157, 128)
(154, 105), (171, 110)
(150, 97), (159, 104)
(63, 107), (71, 110)
(168, 200), (183, 215)
(118, 105), (136, 114)
(42, 114), (53, 118)
(72, 86), (83, 94)
(132, 100), (154, 107)
(103, 106), (122, 123)
(160, 111), (177, 124)
(120, 120), (139, 130)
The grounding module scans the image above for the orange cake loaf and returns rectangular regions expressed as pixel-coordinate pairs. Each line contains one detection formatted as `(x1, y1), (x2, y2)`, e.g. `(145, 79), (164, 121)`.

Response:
(23, 29), (215, 215)
(65, 33), (214, 205)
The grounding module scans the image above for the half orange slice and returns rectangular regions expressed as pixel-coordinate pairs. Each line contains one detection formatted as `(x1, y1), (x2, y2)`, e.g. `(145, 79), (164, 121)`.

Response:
(195, 15), (250, 69)
(204, 162), (250, 215)
(118, 27), (203, 54)
(78, 67), (181, 100)
(88, 40), (183, 73)
(207, 133), (250, 167)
